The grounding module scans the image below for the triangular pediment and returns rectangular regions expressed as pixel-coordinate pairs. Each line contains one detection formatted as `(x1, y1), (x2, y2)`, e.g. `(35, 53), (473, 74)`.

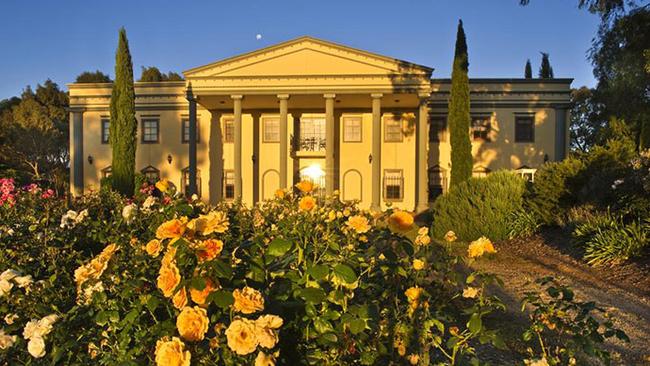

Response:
(184, 36), (432, 79)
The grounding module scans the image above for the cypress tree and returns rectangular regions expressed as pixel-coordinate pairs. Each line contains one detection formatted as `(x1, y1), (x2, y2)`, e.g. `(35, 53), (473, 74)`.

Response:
(448, 19), (473, 188)
(525, 59), (533, 78)
(538, 52), (554, 79)
(109, 28), (137, 196)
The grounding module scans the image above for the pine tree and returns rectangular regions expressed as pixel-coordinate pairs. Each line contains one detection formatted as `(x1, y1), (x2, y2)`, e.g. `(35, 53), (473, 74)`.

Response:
(448, 20), (473, 188)
(109, 28), (137, 196)
(525, 59), (533, 78)
(538, 52), (555, 79)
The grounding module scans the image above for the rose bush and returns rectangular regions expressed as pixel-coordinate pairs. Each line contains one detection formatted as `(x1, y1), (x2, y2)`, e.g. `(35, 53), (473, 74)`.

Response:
(0, 178), (627, 365)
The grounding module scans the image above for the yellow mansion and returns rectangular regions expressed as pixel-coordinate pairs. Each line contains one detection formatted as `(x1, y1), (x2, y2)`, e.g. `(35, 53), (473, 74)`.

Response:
(68, 36), (572, 212)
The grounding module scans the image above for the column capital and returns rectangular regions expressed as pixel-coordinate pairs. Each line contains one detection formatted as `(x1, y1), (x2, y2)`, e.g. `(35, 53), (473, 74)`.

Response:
(371, 93), (383, 99)
(231, 95), (243, 100)
(277, 94), (290, 100)
(323, 93), (336, 99)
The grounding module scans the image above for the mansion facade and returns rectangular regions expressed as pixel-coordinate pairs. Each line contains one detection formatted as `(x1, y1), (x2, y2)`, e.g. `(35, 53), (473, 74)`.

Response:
(68, 36), (572, 211)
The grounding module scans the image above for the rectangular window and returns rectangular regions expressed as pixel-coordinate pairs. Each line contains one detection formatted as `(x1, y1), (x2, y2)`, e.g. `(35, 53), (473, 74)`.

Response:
(223, 170), (235, 200)
(182, 169), (202, 197)
(223, 118), (234, 143)
(515, 116), (535, 143)
(384, 117), (403, 142)
(383, 169), (403, 201)
(101, 118), (110, 144)
(428, 168), (447, 201)
(142, 118), (160, 143)
(263, 117), (280, 143)
(471, 116), (491, 141)
(181, 118), (200, 143)
(429, 117), (447, 142)
(343, 116), (362, 142)
(298, 117), (326, 151)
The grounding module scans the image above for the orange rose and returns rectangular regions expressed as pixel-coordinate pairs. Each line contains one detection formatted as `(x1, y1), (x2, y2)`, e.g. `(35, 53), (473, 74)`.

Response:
(190, 278), (216, 305)
(154, 337), (190, 366)
(157, 262), (181, 298)
(145, 239), (162, 257)
(389, 210), (414, 231)
(295, 180), (315, 193)
(156, 219), (186, 240)
(173, 287), (188, 310)
(176, 306), (209, 342)
(274, 189), (285, 199)
(196, 239), (223, 262)
(298, 196), (316, 211)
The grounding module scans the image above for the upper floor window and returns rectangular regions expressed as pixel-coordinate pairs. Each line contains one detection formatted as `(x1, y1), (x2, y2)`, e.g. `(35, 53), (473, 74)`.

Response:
(182, 167), (202, 197)
(223, 118), (234, 143)
(182, 118), (200, 143)
(101, 118), (110, 144)
(263, 117), (280, 143)
(515, 116), (535, 143)
(383, 169), (403, 201)
(223, 170), (235, 200)
(298, 117), (326, 152)
(140, 166), (160, 184)
(384, 117), (403, 142)
(471, 116), (491, 142)
(343, 116), (362, 142)
(142, 118), (160, 143)
(429, 117), (447, 143)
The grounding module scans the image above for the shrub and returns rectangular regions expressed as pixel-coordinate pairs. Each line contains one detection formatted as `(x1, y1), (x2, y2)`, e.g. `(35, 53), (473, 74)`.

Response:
(432, 171), (526, 241)
(526, 157), (585, 225)
(508, 209), (542, 239)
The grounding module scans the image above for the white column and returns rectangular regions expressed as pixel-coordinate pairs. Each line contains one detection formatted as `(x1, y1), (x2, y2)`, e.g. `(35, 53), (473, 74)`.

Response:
(324, 93), (336, 195)
(278, 94), (289, 188)
(69, 110), (84, 197)
(232, 95), (243, 199)
(370, 93), (382, 211)
(416, 94), (430, 212)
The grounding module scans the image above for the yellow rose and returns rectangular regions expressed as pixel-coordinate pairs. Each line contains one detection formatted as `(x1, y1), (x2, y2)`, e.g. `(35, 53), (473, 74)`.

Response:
(145, 239), (162, 257)
(389, 210), (414, 231)
(255, 351), (276, 366)
(202, 211), (230, 235)
(233, 286), (265, 314)
(155, 337), (191, 366)
(298, 196), (316, 211)
(156, 219), (186, 240)
(155, 179), (170, 193)
(346, 215), (371, 234)
(255, 314), (283, 349)
(162, 246), (178, 266)
(327, 210), (336, 222)
(462, 287), (479, 299)
(176, 306), (209, 342)
(412, 259), (425, 271)
(295, 180), (315, 193)
(467, 236), (495, 258)
(444, 230), (457, 242)
(157, 262), (181, 298)
(225, 318), (258, 355)
(408, 354), (420, 365)
(274, 189), (285, 199)
(172, 287), (188, 310)
(190, 278), (217, 306)
(196, 239), (223, 262)
(404, 286), (423, 303)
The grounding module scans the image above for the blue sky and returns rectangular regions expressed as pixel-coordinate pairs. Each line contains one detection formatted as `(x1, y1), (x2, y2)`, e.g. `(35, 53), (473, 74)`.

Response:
(0, 0), (601, 100)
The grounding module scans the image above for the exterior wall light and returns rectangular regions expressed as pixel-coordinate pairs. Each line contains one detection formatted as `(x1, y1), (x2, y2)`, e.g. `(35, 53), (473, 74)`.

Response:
(167, 154), (173, 164)
(368, 154), (373, 164)
(87, 155), (93, 165)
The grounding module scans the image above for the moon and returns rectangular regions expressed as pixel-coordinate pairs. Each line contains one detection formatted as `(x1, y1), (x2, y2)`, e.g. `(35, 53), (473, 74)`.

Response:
(256, 34), (262, 40)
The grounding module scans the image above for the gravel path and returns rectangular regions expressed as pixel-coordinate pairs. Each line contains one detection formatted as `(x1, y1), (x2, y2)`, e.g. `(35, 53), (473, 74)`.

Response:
(469, 228), (650, 366)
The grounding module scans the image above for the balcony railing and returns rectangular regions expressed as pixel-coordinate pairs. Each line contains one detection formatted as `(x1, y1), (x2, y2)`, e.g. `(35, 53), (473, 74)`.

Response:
(293, 133), (326, 152)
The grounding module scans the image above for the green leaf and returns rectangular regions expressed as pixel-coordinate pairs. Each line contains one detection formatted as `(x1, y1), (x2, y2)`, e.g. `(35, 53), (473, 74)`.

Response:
(297, 287), (326, 303)
(468, 313), (482, 334)
(307, 265), (329, 280)
(212, 259), (233, 279)
(146, 296), (160, 313)
(333, 264), (357, 284)
(314, 318), (334, 334)
(211, 290), (234, 309)
(349, 318), (366, 334)
(267, 238), (293, 257)
(191, 277), (206, 291)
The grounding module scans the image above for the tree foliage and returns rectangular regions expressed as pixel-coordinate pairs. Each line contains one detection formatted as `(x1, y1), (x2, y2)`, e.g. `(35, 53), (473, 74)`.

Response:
(570, 87), (606, 151)
(75, 70), (112, 83)
(525, 59), (533, 78)
(0, 81), (68, 188)
(520, 0), (638, 23)
(538, 52), (554, 79)
(109, 28), (137, 196)
(138, 66), (184, 82)
(448, 19), (473, 188)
